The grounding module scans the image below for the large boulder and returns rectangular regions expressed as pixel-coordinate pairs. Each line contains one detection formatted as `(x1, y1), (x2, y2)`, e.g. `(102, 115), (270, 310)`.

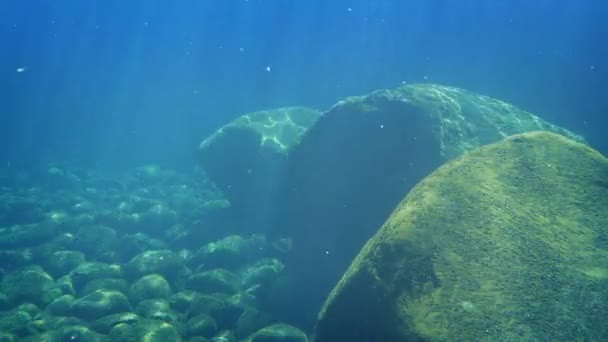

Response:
(271, 84), (584, 326)
(197, 107), (321, 230)
(314, 132), (608, 341)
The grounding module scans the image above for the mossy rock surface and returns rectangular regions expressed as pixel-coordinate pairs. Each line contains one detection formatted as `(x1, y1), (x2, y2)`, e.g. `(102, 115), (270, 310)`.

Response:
(248, 323), (309, 342)
(70, 289), (131, 321)
(197, 107), (321, 231)
(272, 84), (584, 326)
(108, 318), (182, 342)
(315, 131), (608, 341)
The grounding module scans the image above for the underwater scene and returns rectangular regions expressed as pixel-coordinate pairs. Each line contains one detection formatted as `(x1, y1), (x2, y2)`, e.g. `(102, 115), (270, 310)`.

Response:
(1, 1), (607, 341)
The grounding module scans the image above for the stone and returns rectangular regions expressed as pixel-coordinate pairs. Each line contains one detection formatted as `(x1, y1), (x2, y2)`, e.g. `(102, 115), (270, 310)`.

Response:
(0, 222), (58, 249)
(197, 107), (321, 231)
(80, 278), (129, 296)
(124, 249), (187, 282)
(185, 313), (218, 338)
(72, 225), (120, 261)
(90, 312), (139, 334)
(70, 262), (123, 293)
(45, 294), (75, 316)
(169, 290), (201, 314)
(235, 308), (274, 339)
(187, 294), (244, 330)
(44, 250), (85, 278)
(108, 318), (182, 342)
(44, 325), (102, 342)
(189, 235), (267, 271)
(1, 265), (60, 306)
(315, 132), (608, 341)
(135, 299), (178, 323)
(70, 289), (131, 321)
(271, 84), (585, 327)
(248, 323), (308, 342)
(186, 269), (241, 295)
(129, 273), (172, 304)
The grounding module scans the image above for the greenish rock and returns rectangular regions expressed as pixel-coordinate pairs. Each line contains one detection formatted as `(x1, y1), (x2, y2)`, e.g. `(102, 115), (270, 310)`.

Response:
(81, 278), (129, 296)
(271, 84), (586, 326)
(169, 290), (201, 314)
(44, 325), (102, 342)
(70, 262), (123, 293)
(116, 233), (167, 261)
(73, 225), (120, 261)
(186, 269), (241, 295)
(248, 323), (308, 342)
(135, 299), (178, 323)
(44, 250), (85, 278)
(211, 330), (236, 342)
(0, 222), (58, 248)
(0, 332), (16, 342)
(124, 250), (186, 282)
(90, 312), (140, 334)
(240, 258), (284, 288)
(0, 309), (33, 336)
(190, 235), (267, 271)
(32, 315), (85, 332)
(236, 308), (274, 339)
(108, 318), (182, 342)
(187, 294), (244, 331)
(197, 107), (321, 231)
(129, 273), (172, 304)
(1, 265), (59, 306)
(315, 132), (608, 341)
(185, 313), (218, 338)
(45, 294), (75, 316)
(70, 289), (131, 321)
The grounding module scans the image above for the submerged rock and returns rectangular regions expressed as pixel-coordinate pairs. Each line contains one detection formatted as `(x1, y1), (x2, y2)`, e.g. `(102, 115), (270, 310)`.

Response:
(70, 289), (131, 321)
(185, 313), (218, 338)
(247, 323), (309, 342)
(90, 312), (140, 334)
(108, 318), (182, 342)
(1, 265), (60, 306)
(315, 132), (608, 341)
(124, 249), (187, 282)
(70, 262), (122, 293)
(186, 269), (241, 295)
(129, 273), (172, 304)
(44, 250), (85, 278)
(189, 235), (267, 271)
(271, 84), (585, 326)
(197, 107), (321, 231)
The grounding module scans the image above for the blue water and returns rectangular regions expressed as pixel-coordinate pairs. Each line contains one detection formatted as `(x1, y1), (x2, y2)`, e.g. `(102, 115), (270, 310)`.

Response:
(2, 0), (606, 171)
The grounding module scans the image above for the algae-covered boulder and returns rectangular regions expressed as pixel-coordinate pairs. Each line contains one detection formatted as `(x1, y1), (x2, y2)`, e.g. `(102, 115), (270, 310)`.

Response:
(185, 313), (218, 338)
(198, 107), (321, 230)
(124, 249), (187, 282)
(189, 235), (268, 271)
(70, 262), (123, 293)
(90, 312), (139, 334)
(129, 273), (172, 304)
(315, 132), (608, 341)
(272, 84), (585, 326)
(44, 250), (85, 278)
(1, 265), (60, 306)
(70, 289), (131, 321)
(108, 318), (182, 342)
(186, 269), (241, 295)
(0, 222), (58, 249)
(248, 323), (309, 342)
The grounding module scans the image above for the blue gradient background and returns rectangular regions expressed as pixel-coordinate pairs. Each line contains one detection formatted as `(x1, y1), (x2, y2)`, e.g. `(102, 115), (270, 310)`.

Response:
(1, 0), (606, 170)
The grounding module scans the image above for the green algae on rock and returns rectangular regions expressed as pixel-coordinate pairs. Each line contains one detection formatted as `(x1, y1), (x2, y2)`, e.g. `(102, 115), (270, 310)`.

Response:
(197, 106), (321, 231)
(271, 84), (584, 327)
(314, 131), (608, 341)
